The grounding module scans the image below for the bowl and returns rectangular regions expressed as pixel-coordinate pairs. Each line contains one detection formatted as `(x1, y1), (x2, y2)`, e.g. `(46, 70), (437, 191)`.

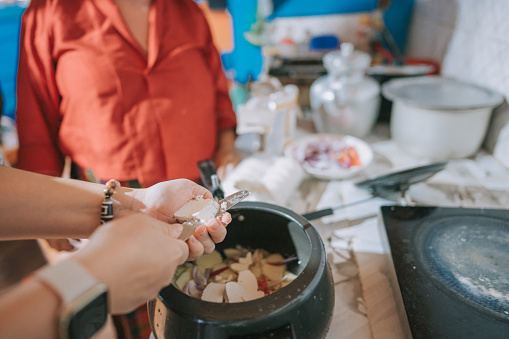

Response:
(285, 134), (373, 180)
(148, 202), (334, 339)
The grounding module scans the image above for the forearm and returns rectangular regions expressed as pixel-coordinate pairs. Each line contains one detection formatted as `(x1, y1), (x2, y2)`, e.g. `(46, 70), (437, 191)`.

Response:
(0, 279), (60, 339)
(216, 128), (236, 152)
(0, 166), (136, 239)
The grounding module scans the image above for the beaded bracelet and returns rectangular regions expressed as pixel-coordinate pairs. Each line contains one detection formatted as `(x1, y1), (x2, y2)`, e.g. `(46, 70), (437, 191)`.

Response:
(100, 179), (120, 224)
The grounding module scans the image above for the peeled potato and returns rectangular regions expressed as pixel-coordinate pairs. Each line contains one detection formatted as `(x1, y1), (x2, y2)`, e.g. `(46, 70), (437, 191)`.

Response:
(174, 196), (219, 241)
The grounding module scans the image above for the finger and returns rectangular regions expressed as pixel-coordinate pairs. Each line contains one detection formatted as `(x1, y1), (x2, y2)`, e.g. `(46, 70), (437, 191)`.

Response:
(218, 163), (235, 181)
(186, 236), (204, 261)
(167, 237), (189, 266)
(46, 238), (75, 252)
(194, 224), (216, 254)
(147, 216), (184, 239)
(204, 218), (227, 244)
(165, 223), (184, 239)
(191, 184), (213, 200)
(219, 212), (232, 226)
(216, 166), (225, 181)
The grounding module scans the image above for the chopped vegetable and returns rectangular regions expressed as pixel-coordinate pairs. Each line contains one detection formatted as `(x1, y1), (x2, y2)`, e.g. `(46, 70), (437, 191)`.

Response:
(237, 270), (258, 293)
(225, 282), (245, 303)
(296, 138), (363, 170)
(266, 255), (298, 266)
(201, 283), (226, 303)
(172, 247), (298, 303)
(195, 250), (223, 269)
(262, 254), (286, 282)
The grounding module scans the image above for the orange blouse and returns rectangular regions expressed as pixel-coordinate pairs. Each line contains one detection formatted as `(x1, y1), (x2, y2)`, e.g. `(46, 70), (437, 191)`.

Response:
(16, 0), (236, 185)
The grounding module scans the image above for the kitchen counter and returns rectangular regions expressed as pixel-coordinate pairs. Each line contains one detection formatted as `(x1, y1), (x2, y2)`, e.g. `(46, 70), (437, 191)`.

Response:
(223, 123), (509, 339)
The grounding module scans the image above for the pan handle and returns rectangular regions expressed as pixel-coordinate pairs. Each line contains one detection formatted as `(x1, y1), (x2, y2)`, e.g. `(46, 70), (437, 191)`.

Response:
(197, 159), (225, 201)
(302, 208), (334, 220)
(302, 196), (377, 221)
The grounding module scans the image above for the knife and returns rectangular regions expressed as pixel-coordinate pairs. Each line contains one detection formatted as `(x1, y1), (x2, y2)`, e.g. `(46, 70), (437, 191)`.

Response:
(215, 190), (250, 217)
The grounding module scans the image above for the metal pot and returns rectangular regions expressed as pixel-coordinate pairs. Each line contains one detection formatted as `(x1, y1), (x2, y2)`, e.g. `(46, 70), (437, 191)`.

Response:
(148, 202), (334, 339)
(382, 76), (504, 160)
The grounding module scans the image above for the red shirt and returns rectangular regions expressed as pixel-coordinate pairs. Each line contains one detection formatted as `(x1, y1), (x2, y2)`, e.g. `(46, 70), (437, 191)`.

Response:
(16, 0), (236, 185)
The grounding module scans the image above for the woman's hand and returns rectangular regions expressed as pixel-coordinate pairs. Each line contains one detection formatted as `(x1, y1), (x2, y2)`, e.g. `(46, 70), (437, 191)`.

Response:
(187, 213), (231, 261)
(213, 128), (241, 180)
(126, 179), (213, 222)
(73, 213), (189, 314)
(120, 179), (230, 261)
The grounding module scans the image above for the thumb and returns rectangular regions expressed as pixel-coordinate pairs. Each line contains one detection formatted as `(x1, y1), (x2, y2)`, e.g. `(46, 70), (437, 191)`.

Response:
(162, 223), (184, 239)
(167, 237), (189, 265)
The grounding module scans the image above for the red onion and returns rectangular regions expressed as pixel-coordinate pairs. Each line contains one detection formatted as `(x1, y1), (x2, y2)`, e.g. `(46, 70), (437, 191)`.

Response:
(266, 255), (298, 266)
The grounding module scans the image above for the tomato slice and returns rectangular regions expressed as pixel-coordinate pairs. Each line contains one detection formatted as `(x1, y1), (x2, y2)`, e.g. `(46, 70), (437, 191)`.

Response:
(257, 276), (269, 294)
(347, 146), (362, 167)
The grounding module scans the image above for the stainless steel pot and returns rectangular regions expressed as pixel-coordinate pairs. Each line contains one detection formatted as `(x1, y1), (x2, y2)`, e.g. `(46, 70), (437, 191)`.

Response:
(382, 76), (504, 160)
(148, 202), (334, 339)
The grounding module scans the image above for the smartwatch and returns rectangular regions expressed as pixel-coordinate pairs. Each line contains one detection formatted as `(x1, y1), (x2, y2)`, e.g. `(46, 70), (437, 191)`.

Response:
(37, 259), (109, 339)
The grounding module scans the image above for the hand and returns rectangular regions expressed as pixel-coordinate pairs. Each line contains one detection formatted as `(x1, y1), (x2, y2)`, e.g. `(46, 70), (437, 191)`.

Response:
(73, 213), (189, 314)
(127, 179), (213, 222)
(213, 128), (241, 180)
(214, 147), (241, 181)
(186, 213), (231, 261)
(123, 179), (230, 262)
(44, 238), (77, 252)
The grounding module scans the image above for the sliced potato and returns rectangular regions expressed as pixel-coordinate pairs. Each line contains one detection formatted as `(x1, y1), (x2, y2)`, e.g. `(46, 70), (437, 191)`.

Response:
(201, 283), (226, 303)
(243, 290), (265, 302)
(174, 268), (193, 291)
(195, 250), (223, 268)
(230, 262), (250, 272)
(223, 248), (241, 259)
(237, 270), (258, 293)
(225, 282), (245, 303)
(262, 256), (286, 282)
(238, 252), (253, 266)
(249, 264), (262, 279)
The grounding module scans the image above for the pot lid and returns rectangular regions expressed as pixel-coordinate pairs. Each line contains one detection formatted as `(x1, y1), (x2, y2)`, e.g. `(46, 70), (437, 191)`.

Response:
(367, 64), (434, 76)
(382, 76), (504, 110)
(323, 42), (371, 73)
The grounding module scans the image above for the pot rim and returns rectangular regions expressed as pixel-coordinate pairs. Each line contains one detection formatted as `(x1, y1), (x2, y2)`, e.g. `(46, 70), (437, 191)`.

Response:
(382, 75), (504, 111)
(157, 201), (328, 325)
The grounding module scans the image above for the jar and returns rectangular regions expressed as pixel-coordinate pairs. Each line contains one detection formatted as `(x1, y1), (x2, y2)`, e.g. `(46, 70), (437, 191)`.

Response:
(310, 43), (380, 138)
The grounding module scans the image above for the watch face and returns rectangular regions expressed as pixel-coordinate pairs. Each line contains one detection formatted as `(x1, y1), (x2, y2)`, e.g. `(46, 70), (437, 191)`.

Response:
(67, 291), (108, 339)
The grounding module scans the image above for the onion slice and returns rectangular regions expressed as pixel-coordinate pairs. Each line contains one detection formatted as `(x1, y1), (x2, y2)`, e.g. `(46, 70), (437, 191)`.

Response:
(266, 255), (298, 266)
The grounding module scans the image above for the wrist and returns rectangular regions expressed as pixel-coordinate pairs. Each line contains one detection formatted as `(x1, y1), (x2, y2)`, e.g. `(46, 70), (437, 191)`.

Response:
(217, 128), (237, 149)
(35, 258), (109, 339)
(110, 186), (138, 219)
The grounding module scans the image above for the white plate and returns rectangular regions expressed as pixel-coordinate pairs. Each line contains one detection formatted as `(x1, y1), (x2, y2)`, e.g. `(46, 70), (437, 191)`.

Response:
(285, 134), (373, 180)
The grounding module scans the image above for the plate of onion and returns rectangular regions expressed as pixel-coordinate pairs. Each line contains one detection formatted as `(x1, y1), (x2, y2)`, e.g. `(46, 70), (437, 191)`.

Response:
(285, 134), (373, 180)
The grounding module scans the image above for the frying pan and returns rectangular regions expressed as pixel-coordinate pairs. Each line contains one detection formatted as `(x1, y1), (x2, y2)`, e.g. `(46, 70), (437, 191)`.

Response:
(301, 162), (448, 221)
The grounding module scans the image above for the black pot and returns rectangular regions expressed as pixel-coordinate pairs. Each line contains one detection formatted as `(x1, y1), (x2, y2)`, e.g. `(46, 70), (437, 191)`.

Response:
(148, 202), (334, 339)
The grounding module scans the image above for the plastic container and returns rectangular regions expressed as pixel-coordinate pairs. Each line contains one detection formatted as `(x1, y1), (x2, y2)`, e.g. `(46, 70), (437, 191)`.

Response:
(310, 43), (380, 138)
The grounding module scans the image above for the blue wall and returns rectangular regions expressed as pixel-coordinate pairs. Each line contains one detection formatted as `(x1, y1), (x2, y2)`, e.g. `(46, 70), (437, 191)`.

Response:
(0, 3), (26, 120)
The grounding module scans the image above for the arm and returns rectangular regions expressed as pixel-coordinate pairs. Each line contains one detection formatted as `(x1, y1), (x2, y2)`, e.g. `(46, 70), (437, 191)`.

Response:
(200, 17), (241, 175)
(16, 0), (65, 176)
(0, 279), (60, 339)
(0, 166), (229, 259)
(0, 213), (189, 338)
(214, 127), (241, 179)
(0, 166), (129, 239)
